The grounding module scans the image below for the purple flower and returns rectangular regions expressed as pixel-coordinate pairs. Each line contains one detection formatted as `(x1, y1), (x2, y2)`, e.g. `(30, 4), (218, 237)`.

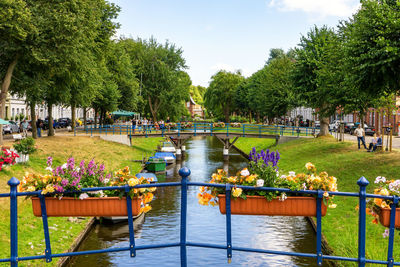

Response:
(79, 160), (85, 169)
(55, 185), (64, 193)
(47, 156), (53, 167)
(99, 164), (105, 173)
(61, 179), (69, 187)
(67, 157), (75, 170)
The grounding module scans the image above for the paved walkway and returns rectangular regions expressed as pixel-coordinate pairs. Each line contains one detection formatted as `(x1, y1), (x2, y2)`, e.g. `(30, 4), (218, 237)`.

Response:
(335, 133), (400, 149)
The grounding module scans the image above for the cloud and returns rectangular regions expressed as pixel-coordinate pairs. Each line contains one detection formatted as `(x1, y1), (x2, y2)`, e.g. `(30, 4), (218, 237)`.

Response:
(268, 0), (360, 18)
(210, 63), (252, 77)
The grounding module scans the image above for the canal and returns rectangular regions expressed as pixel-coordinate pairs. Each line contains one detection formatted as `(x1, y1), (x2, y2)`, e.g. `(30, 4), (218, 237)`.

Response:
(68, 136), (325, 266)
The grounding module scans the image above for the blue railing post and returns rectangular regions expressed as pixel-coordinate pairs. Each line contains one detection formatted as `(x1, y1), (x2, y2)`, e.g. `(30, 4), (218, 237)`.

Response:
(125, 185), (136, 257)
(194, 123), (197, 136)
(179, 167), (190, 267)
(226, 123), (229, 138)
(387, 196), (398, 267)
(90, 124), (92, 136)
(210, 123), (213, 136)
(39, 194), (52, 262)
(106, 125), (108, 135)
(8, 177), (20, 267)
(316, 190), (323, 266)
(258, 125), (261, 138)
(225, 184), (232, 263)
(178, 123), (181, 138)
(357, 177), (369, 267)
(242, 124), (245, 137)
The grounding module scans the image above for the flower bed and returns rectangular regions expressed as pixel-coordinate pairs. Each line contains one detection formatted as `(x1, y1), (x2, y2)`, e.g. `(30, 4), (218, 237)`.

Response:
(213, 122), (225, 128)
(230, 122), (242, 128)
(198, 147), (337, 216)
(19, 157), (155, 216)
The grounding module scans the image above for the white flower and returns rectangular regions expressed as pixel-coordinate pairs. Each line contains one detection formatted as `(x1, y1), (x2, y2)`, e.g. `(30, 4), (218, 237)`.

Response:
(75, 167), (80, 172)
(104, 178), (110, 184)
(61, 163), (68, 169)
(276, 171), (280, 177)
(279, 193), (287, 202)
(302, 183), (307, 190)
(289, 171), (296, 176)
(374, 176), (386, 184)
(91, 190), (104, 197)
(256, 179), (264, 187)
(45, 166), (53, 172)
(280, 175), (287, 179)
(79, 193), (89, 200)
(240, 169), (250, 177)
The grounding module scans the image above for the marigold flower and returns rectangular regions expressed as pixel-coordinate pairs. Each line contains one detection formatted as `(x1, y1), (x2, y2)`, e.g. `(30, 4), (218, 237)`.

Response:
(27, 186), (36, 192)
(374, 198), (383, 207)
(323, 191), (329, 198)
(245, 175), (256, 183)
(228, 176), (237, 183)
(305, 162), (315, 171)
(372, 218), (379, 225)
(128, 178), (139, 187)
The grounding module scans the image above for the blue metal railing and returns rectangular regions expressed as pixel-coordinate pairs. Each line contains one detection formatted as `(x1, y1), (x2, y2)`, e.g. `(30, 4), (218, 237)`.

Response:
(1, 168), (395, 266)
(79, 123), (331, 138)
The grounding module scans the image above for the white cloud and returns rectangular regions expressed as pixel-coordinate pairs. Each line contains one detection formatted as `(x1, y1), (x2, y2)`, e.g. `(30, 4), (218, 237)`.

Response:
(268, 0), (360, 18)
(210, 63), (252, 77)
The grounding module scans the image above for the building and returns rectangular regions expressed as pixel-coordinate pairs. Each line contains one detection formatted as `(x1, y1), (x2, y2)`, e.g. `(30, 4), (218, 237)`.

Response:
(4, 94), (28, 121)
(186, 97), (204, 118)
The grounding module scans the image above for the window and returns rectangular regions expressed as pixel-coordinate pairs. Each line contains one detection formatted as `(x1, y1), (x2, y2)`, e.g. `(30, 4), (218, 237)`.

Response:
(12, 108), (15, 118)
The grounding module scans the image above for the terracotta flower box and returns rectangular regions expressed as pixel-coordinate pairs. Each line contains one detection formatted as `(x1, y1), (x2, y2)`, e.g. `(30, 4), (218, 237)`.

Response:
(376, 207), (400, 228)
(32, 197), (141, 217)
(218, 195), (327, 216)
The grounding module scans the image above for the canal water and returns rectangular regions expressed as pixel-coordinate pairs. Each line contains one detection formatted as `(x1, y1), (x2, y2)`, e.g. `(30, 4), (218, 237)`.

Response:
(68, 136), (325, 267)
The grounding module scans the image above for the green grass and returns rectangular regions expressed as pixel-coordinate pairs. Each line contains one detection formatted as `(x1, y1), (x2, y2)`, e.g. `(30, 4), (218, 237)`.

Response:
(235, 136), (400, 266)
(0, 136), (161, 266)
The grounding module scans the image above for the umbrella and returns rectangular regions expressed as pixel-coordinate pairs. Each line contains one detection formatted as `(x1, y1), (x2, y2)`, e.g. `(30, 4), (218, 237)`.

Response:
(0, 119), (10, 125)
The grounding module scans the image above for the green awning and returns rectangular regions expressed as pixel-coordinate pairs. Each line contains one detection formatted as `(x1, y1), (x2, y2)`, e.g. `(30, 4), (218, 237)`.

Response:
(0, 119), (10, 125)
(111, 110), (137, 116)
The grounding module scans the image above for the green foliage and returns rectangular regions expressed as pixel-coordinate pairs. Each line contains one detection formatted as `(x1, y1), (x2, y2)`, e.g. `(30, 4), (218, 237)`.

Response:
(189, 85), (206, 105)
(343, 0), (400, 97)
(14, 137), (36, 155)
(204, 70), (244, 122)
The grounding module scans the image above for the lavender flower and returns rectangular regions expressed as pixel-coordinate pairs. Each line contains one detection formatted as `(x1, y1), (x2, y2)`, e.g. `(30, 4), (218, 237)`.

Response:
(67, 157), (75, 170)
(47, 156), (53, 167)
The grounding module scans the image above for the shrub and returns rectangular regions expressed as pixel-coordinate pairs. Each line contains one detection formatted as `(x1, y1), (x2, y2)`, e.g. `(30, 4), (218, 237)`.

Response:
(14, 137), (36, 155)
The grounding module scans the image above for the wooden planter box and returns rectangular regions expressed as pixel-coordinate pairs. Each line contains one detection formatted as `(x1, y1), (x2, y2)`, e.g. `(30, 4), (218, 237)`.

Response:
(32, 197), (141, 217)
(218, 195), (327, 216)
(376, 207), (400, 228)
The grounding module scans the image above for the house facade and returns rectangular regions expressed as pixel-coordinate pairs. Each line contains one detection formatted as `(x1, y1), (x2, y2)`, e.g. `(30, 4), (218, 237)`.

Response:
(186, 97), (204, 118)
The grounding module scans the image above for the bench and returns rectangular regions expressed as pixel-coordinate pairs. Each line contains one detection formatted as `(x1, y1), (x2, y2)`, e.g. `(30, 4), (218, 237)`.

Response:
(375, 144), (383, 152)
(12, 134), (23, 141)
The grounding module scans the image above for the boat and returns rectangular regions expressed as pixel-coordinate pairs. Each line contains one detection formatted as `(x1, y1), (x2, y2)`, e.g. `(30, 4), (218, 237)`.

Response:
(146, 157), (167, 173)
(154, 152), (176, 165)
(160, 141), (176, 153)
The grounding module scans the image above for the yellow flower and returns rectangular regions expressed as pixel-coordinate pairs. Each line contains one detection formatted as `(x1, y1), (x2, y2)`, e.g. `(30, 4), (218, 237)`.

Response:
(128, 178), (139, 187)
(227, 176), (237, 183)
(144, 193), (154, 204)
(149, 187), (156, 192)
(245, 175), (256, 183)
(323, 191), (329, 198)
(379, 188), (390, 196)
(41, 184), (55, 195)
(27, 186), (36, 192)
(232, 187), (243, 198)
(381, 201), (389, 209)
(139, 188), (146, 193)
(328, 204), (337, 209)
(141, 204), (152, 213)
(305, 162), (315, 171)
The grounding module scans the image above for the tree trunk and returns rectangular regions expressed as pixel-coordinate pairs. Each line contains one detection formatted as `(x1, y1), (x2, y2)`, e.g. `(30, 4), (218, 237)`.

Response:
(48, 104), (54, 136)
(0, 57), (18, 144)
(83, 107), (87, 128)
(256, 113), (260, 124)
(30, 101), (37, 139)
(318, 116), (330, 136)
(71, 103), (76, 132)
(148, 96), (158, 122)
(224, 106), (230, 123)
(94, 108), (98, 128)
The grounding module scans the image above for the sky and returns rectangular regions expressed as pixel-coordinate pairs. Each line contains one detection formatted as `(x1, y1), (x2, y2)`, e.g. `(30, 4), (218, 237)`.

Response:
(110, 0), (360, 87)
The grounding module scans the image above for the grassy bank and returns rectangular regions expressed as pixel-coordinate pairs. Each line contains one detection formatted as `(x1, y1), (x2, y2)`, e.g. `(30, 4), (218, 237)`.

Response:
(0, 136), (161, 266)
(235, 137), (400, 266)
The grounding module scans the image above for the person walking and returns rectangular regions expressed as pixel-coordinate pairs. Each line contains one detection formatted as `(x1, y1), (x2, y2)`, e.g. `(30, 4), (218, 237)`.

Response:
(354, 124), (367, 149)
(21, 120), (29, 137)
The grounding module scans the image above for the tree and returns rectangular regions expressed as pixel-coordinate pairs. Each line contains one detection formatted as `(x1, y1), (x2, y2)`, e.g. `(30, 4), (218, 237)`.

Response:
(189, 85), (206, 105)
(204, 70), (244, 122)
(292, 26), (344, 136)
(343, 0), (400, 97)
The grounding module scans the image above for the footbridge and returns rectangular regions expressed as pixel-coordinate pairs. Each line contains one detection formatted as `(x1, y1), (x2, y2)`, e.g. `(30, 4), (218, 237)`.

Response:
(76, 123), (325, 159)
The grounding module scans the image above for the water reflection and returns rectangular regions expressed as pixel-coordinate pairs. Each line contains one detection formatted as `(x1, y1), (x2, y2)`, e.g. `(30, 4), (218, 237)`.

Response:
(68, 136), (327, 266)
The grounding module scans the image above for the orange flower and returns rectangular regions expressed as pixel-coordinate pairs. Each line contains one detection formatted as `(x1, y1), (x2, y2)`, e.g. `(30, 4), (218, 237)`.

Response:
(372, 218), (378, 225)
(374, 198), (383, 207)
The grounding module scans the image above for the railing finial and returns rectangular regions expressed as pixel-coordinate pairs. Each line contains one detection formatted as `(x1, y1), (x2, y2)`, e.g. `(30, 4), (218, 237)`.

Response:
(357, 176), (369, 187)
(8, 177), (20, 187)
(179, 167), (191, 178)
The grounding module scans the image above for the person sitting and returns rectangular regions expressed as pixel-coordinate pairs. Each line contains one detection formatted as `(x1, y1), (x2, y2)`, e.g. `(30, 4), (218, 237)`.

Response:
(367, 132), (382, 152)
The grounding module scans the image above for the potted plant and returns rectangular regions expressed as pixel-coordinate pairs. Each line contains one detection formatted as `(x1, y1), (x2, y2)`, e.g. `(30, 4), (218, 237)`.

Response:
(366, 176), (400, 229)
(13, 137), (36, 163)
(198, 148), (337, 216)
(18, 157), (155, 217)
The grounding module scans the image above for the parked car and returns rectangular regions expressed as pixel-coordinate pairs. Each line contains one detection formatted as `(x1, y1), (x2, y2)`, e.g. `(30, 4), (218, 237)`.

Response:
(329, 120), (341, 131)
(3, 121), (20, 134)
(58, 118), (71, 128)
(314, 121), (320, 128)
(42, 119), (61, 130)
(350, 123), (375, 136)
(344, 122), (355, 133)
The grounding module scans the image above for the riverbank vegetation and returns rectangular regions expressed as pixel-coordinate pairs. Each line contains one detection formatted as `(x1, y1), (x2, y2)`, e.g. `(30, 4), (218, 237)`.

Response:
(0, 136), (160, 266)
(235, 137), (400, 266)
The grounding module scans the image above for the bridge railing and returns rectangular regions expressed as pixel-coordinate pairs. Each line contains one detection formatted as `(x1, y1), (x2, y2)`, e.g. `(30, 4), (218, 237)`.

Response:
(1, 167), (398, 266)
(77, 123), (329, 138)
